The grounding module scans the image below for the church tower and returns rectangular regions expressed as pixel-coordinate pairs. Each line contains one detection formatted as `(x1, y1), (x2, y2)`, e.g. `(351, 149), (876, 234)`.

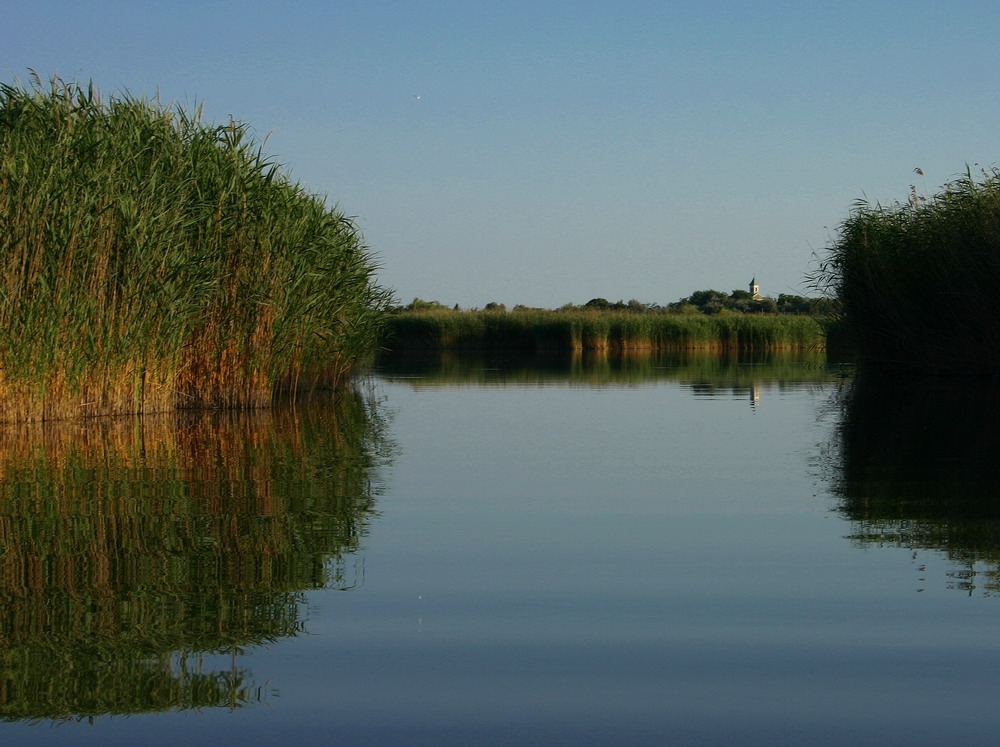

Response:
(750, 277), (762, 300)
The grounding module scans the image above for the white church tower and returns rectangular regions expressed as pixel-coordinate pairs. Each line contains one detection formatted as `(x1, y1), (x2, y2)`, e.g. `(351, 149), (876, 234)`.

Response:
(750, 277), (763, 300)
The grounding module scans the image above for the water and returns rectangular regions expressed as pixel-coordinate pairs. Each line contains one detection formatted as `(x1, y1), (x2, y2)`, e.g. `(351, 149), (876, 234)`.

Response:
(3, 351), (1000, 745)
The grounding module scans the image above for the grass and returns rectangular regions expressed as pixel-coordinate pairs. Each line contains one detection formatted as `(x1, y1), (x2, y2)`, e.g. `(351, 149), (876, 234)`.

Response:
(382, 308), (826, 353)
(0, 74), (392, 421)
(814, 166), (1000, 373)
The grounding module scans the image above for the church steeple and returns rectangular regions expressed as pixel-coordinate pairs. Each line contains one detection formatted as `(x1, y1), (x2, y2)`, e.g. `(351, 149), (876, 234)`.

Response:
(750, 277), (762, 300)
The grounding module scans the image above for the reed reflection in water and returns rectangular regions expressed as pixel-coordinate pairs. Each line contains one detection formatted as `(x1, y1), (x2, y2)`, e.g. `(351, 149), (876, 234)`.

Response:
(0, 389), (391, 722)
(830, 373), (1000, 595)
(377, 346), (835, 388)
(381, 347), (1000, 597)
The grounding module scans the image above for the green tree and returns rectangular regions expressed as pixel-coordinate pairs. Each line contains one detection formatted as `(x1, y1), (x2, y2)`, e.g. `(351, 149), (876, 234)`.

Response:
(684, 289), (728, 314)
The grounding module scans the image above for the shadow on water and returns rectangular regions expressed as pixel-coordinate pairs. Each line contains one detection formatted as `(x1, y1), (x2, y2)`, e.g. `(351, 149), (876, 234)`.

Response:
(827, 373), (1000, 595)
(0, 388), (392, 722)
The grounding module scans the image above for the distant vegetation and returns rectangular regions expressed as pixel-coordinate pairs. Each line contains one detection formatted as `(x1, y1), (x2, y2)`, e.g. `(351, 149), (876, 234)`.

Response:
(0, 74), (392, 422)
(398, 289), (836, 317)
(382, 290), (832, 354)
(815, 166), (1000, 373)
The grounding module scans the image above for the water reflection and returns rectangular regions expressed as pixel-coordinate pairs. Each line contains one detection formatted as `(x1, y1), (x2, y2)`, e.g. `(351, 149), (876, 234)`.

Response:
(831, 374), (1000, 595)
(0, 389), (390, 721)
(382, 349), (1000, 597)
(376, 347), (832, 389)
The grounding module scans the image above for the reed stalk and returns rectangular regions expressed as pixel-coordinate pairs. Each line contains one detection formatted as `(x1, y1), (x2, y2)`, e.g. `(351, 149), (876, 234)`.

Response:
(381, 309), (824, 353)
(0, 74), (392, 421)
(814, 166), (1000, 372)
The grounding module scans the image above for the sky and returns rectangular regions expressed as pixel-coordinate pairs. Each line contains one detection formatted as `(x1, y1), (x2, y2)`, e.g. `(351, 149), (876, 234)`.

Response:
(3, 1), (999, 309)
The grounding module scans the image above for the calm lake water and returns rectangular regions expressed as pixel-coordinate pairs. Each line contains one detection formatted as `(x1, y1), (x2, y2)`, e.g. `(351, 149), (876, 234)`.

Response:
(3, 349), (1000, 746)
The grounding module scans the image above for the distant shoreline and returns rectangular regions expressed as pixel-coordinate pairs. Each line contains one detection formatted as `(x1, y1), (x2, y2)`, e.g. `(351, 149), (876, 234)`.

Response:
(380, 308), (828, 353)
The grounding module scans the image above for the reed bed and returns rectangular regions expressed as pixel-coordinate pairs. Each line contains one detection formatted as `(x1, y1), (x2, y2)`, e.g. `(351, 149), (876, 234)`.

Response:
(815, 166), (1000, 373)
(0, 75), (392, 421)
(383, 309), (825, 353)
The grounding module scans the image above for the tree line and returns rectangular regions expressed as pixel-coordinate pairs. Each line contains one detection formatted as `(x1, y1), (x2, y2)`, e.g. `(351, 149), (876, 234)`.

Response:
(399, 290), (838, 316)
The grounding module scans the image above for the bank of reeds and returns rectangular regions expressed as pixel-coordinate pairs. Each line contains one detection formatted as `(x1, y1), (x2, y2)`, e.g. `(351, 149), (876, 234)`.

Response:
(815, 166), (1000, 373)
(382, 308), (825, 353)
(0, 74), (392, 422)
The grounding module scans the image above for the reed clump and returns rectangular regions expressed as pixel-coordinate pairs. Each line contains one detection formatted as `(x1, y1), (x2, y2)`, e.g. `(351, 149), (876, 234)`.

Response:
(382, 308), (824, 353)
(815, 166), (1000, 373)
(0, 74), (392, 422)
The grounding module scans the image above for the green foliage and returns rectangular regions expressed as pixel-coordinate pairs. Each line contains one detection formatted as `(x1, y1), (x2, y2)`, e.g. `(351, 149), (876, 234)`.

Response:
(381, 308), (824, 352)
(667, 289), (825, 316)
(395, 291), (829, 319)
(815, 166), (1000, 371)
(400, 297), (450, 312)
(0, 74), (392, 421)
(681, 289), (730, 314)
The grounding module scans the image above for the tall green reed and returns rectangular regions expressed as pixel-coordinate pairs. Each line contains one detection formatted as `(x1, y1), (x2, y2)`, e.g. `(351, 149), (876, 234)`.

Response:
(381, 309), (823, 353)
(815, 166), (1000, 372)
(0, 74), (392, 421)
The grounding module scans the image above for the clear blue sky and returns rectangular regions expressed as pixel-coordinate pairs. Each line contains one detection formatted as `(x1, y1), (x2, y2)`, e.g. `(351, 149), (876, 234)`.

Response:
(4, 1), (998, 308)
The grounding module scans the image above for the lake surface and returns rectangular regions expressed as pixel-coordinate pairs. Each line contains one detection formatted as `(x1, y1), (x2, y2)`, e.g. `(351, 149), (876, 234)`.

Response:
(3, 350), (1000, 746)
